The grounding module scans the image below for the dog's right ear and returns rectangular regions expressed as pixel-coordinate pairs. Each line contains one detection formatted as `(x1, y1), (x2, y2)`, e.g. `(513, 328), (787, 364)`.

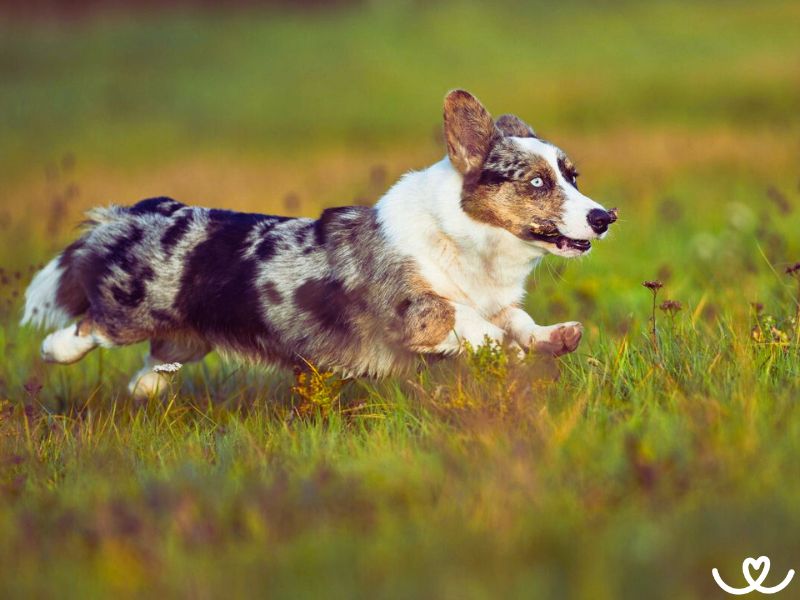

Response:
(443, 90), (498, 178)
(495, 114), (535, 138)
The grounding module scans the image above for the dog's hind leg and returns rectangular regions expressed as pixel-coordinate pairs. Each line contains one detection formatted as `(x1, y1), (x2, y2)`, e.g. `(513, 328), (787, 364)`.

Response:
(128, 336), (211, 399)
(41, 317), (113, 364)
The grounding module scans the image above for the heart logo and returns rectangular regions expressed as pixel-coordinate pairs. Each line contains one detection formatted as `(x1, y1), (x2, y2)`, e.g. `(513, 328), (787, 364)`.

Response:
(713, 555), (795, 595)
(743, 557), (770, 587)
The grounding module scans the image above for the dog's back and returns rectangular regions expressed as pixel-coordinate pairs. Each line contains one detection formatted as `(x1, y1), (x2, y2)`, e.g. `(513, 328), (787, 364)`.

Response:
(24, 196), (420, 378)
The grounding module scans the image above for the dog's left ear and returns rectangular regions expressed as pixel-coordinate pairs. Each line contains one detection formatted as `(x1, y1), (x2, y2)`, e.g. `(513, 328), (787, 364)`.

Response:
(443, 90), (498, 178)
(495, 114), (535, 138)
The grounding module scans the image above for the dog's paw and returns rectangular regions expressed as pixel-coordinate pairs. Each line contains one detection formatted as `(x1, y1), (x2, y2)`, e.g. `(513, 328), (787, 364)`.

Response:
(532, 322), (583, 357)
(128, 370), (170, 400)
(41, 327), (97, 364)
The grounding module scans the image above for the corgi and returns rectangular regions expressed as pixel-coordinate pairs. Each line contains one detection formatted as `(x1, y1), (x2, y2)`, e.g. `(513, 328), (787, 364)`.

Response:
(22, 90), (616, 397)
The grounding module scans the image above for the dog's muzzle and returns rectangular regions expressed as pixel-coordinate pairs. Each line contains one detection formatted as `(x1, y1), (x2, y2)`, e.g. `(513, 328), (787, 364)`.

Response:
(587, 207), (618, 235)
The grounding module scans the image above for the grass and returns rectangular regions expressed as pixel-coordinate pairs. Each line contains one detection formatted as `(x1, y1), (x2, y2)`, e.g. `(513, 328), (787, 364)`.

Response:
(1, 0), (800, 597)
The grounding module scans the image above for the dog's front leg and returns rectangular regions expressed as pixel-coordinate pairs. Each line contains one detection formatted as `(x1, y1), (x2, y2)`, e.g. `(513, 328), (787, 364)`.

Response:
(493, 306), (583, 357)
(437, 302), (506, 353)
(402, 296), (504, 355)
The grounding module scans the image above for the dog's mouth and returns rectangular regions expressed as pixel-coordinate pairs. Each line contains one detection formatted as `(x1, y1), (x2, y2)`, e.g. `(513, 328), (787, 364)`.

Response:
(528, 231), (591, 253)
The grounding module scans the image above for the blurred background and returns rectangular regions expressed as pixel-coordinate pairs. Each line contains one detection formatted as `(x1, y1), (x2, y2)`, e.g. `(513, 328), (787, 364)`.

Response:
(2, 0), (798, 312)
(2, 0), (798, 298)
(1, 2), (800, 598)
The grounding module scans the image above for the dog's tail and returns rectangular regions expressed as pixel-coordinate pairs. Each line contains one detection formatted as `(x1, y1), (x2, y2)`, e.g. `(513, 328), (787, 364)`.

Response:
(83, 205), (126, 226)
(21, 206), (125, 330)
(21, 241), (89, 330)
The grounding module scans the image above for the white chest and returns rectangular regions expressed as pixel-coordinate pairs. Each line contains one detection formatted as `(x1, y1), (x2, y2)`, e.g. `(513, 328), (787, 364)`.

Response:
(375, 158), (545, 318)
(414, 229), (539, 317)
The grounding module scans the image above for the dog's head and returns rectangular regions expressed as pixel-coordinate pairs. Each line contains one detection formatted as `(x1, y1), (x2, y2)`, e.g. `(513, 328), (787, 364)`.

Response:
(443, 89), (616, 257)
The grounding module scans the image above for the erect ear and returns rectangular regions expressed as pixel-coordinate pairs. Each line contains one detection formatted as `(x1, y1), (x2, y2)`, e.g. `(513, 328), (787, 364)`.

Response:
(495, 114), (535, 138)
(443, 90), (498, 177)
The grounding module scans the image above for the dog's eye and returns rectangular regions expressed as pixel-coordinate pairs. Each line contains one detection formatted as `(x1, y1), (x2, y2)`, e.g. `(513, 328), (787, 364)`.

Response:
(531, 177), (544, 188)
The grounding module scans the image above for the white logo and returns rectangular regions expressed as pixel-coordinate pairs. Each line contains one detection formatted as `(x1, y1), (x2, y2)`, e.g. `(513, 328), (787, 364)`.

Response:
(712, 556), (795, 595)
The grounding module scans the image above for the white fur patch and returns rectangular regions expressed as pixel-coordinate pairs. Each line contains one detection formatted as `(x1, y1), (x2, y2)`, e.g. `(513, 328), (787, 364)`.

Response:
(376, 158), (544, 322)
(41, 325), (98, 364)
(128, 367), (170, 399)
(21, 258), (70, 329)
(128, 356), (174, 399)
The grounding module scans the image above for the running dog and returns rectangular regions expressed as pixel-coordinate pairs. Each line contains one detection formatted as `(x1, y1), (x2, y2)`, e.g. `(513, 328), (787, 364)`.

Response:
(22, 90), (616, 397)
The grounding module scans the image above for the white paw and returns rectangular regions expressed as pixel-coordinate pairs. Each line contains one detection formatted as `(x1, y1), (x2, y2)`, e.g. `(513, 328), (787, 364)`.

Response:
(128, 371), (170, 399)
(41, 327), (97, 364)
(530, 321), (583, 357)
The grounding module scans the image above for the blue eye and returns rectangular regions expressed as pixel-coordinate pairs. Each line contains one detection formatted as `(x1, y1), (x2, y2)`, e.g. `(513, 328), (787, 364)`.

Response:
(531, 177), (544, 188)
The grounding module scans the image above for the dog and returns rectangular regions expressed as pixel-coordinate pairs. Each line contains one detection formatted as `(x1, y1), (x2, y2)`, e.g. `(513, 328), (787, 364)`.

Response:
(21, 90), (616, 397)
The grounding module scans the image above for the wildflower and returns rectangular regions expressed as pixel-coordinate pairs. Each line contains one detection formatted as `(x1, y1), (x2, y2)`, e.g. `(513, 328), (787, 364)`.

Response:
(291, 362), (344, 417)
(659, 300), (683, 314)
(23, 377), (43, 400)
(786, 262), (800, 329)
(751, 302), (764, 314)
(152, 362), (183, 374)
(643, 280), (664, 361)
(643, 280), (663, 291)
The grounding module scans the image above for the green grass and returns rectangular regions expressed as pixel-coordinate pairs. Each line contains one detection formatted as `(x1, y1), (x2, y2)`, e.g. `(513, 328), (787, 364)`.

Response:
(1, 1), (800, 598)
(3, 0), (799, 176)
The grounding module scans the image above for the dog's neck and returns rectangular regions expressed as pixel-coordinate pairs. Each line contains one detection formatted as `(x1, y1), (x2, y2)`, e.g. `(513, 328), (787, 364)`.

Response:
(376, 157), (544, 314)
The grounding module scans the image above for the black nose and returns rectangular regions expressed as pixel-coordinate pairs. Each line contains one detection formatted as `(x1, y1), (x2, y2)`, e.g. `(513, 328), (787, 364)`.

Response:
(587, 208), (615, 234)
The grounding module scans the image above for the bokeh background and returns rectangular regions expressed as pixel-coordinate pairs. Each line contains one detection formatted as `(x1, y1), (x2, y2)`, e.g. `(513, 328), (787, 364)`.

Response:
(2, 0), (799, 316)
(1, 1), (800, 598)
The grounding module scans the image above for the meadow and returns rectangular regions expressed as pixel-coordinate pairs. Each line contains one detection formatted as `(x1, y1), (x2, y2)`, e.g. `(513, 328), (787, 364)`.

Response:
(1, 0), (800, 597)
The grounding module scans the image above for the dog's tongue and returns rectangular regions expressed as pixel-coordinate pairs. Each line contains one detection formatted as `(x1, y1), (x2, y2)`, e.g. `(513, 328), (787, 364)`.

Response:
(556, 236), (568, 249)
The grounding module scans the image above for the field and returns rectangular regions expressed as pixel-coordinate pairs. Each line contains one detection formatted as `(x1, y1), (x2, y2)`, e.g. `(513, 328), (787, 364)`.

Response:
(2, 1), (800, 597)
